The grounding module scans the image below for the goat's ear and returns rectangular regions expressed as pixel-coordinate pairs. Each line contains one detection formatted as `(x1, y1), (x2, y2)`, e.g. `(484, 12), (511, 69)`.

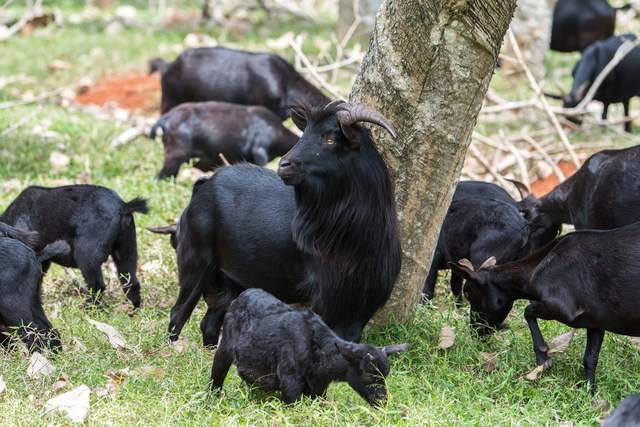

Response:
(335, 342), (361, 364)
(381, 343), (409, 356)
(448, 260), (476, 281)
(479, 256), (497, 270)
(289, 105), (308, 132)
(337, 123), (362, 148)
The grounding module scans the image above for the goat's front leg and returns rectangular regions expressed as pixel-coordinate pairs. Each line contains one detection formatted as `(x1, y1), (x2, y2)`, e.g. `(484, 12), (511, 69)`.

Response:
(524, 302), (553, 368)
(583, 328), (605, 391)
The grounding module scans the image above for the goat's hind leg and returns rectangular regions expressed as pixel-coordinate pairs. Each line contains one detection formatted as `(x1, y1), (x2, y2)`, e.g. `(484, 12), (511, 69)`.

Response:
(200, 275), (241, 347)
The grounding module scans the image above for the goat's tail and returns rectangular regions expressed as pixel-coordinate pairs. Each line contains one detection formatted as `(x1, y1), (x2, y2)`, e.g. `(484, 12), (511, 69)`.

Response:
(122, 198), (149, 216)
(38, 240), (70, 263)
(149, 58), (169, 75)
(149, 115), (168, 140)
(0, 222), (40, 249)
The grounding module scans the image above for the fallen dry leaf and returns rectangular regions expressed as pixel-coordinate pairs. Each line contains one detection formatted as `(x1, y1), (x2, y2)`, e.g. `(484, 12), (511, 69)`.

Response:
(44, 384), (91, 423)
(48, 59), (70, 72)
(27, 352), (55, 378)
(525, 364), (545, 381)
(438, 325), (455, 350)
(171, 338), (188, 354)
(479, 352), (497, 373)
(548, 329), (576, 355)
(105, 368), (129, 395)
(0, 376), (5, 394)
(52, 376), (69, 392)
(135, 365), (166, 379)
(629, 336), (640, 350)
(93, 387), (109, 398)
(592, 399), (610, 412)
(87, 318), (127, 350)
(71, 337), (87, 352)
(49, 151), (70, 173)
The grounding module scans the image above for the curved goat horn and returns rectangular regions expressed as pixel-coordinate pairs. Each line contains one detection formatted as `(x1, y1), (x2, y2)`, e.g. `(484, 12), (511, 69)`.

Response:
(332, 102), (398, 139)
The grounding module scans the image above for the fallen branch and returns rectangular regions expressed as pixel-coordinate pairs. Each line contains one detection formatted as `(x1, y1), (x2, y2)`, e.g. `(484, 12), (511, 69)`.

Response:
(520, 134), (566, 182)
(507, 29), (580, 168)
(0, 0), (43, 42)
(467, 144), (512, 188)
(219, 153), (231, 166)
(481, 98), (537, 114)
(289, 36), (347, 100)
(0, 105), (41, 137)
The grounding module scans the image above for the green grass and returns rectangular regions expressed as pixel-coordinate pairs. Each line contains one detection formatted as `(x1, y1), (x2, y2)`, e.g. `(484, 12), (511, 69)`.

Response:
(2, 2), (640, 425)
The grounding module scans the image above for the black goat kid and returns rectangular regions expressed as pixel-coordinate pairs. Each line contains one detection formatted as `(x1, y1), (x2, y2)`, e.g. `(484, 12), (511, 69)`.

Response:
(1, 238), (69, 351)
(150, 101), (298, 179)
(164, 100), (400, 345)
(210, 289), (408, 406)
(1, 185), (148, 308)
(450, 222), (640, 389)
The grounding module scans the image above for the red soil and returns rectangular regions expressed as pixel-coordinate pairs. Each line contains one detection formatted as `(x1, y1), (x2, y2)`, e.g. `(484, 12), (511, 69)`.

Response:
(530, 160), (577, 197)
(75, 73), (160, 114)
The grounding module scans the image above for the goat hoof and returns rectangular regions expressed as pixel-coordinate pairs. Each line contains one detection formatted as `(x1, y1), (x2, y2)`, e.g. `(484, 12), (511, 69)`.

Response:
(543, 358), (553, 370)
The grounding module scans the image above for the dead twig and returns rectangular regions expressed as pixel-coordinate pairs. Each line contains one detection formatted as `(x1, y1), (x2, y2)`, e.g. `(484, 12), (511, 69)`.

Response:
(507, 29), (580, 168)
(289, 36), (347, 99)
(218, 153), (231, 166)
(0, 105), (41, 137)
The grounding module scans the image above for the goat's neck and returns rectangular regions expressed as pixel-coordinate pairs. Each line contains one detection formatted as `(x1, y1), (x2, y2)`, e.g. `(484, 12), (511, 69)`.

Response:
(491, 246), (552, 300)
(539, 177), (573, 224)
(315, 337), (351, 381)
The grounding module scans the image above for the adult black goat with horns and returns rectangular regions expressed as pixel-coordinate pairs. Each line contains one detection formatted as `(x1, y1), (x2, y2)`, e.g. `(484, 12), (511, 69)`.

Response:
(154, 100), (401, 345)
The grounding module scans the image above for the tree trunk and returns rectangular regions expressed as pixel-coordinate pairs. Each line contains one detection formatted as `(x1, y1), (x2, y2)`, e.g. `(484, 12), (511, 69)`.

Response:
(349, 0), (517, 324)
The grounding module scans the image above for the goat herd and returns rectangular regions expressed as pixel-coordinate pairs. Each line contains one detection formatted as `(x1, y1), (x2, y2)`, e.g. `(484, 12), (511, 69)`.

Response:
(2, 0), (640, 422)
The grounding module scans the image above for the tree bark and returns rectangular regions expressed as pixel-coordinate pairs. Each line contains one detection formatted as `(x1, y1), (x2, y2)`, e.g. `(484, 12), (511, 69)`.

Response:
(349, 0), (517, 324)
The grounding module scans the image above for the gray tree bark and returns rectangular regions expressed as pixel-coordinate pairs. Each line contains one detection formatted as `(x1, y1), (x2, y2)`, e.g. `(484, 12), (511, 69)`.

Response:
(350, 0), (517, 324)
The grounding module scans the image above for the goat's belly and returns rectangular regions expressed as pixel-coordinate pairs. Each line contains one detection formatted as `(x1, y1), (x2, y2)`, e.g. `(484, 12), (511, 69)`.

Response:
(237, 367), (279, 390)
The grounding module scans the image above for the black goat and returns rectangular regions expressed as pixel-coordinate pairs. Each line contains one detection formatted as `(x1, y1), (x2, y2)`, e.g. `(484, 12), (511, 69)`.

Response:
(547, 34), (640, 132)
(210, 289), (408, 406)
(1, 185), (148, 308)
(550, 0), (630, 53)
(161, 100), (400, 345)
(0, 238), (69, 351)
(149, 101), (299, 179)
(149, 47), (330, 117)
(423, 195), (530, 334)
(514, 145), (640, 234)
(450, 221), (640, 388)
(602, 395), (640, 427)
(423, 181), (517, 301)
(0, 221), (39, 248)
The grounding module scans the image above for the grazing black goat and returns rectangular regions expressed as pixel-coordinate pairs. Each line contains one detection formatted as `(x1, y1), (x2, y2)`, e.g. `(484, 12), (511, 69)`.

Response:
(546, 34), (640, 132)
(423, 195), (530, 334)
(1, 185), (148, 308)
(602, 395), (640, 427)
(423, 181), (518, 301)
(149, 101), (299, 179)
(0, 221), (39, 248)
(0, 238), (69, 351)
(550, 0), (630, 52)
(450, 221), (640, 389)
(149, 47), (330, 117)
(513, 145), (640, 235)
(210, 289), (408, 406)
(159, 100), (400, 345)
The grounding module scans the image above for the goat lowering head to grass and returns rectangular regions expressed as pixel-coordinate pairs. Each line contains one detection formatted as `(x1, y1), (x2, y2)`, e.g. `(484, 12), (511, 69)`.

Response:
(161, 100), (401, 346)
